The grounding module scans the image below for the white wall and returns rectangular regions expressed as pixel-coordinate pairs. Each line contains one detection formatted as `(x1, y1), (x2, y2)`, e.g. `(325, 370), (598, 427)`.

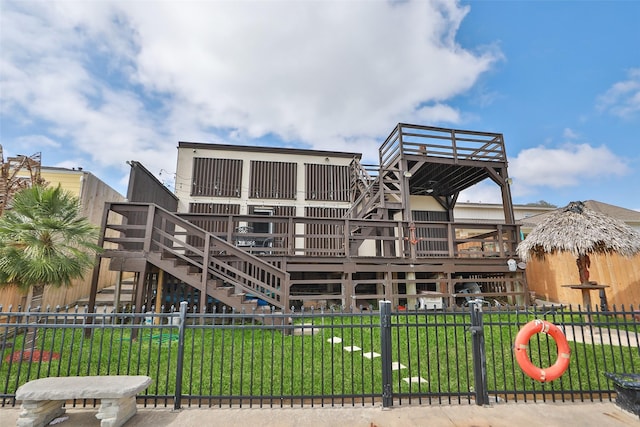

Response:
(175, 145), (355, 214)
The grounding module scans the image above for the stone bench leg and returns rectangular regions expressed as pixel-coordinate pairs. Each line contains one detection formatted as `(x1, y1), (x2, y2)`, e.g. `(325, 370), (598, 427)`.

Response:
(17, 400), (65, 427)
(95, 396), (137, 427)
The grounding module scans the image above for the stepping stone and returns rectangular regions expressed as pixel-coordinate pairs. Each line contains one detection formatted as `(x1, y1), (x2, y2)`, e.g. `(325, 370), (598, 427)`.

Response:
(343, 346), (361, 352)
(403, 376), (428, 384)
(327, 337), (342, 344)
(391, 362), (407, 370)
(362, 352), (380, 359)
(292, 323), (320, 336)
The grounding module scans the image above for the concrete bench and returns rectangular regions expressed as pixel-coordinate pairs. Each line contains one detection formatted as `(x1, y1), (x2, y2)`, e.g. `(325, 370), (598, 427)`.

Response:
(605, 372), (640, 418)
(15, 375), (152, 427)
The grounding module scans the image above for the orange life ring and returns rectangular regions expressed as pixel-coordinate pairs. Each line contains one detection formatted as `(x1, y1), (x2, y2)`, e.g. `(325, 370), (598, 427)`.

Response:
(514, 319), (571, 383)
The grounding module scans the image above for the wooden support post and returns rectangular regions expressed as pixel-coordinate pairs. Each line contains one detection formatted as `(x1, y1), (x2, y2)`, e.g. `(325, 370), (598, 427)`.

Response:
(342, 272), (354, 311)
(384, 270), (394, 306)
(131, 267), (147, 340)
(113, 270), (123, 313)
(406, 271), (417, 310)
(154, 270), (165, 325)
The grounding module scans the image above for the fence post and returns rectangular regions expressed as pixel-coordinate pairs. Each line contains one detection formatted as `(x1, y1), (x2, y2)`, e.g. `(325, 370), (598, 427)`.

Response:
(379, 300), (393, 408)
(174, 301), (188, 410)
(469, 299), (489, 405)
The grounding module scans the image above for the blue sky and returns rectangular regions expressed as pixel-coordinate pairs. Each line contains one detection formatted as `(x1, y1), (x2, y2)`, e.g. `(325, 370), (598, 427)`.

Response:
(1, 1), (639, 210)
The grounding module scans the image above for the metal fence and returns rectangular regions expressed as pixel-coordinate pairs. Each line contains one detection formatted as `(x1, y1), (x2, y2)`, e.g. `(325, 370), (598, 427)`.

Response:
(1, 301), (638, 409)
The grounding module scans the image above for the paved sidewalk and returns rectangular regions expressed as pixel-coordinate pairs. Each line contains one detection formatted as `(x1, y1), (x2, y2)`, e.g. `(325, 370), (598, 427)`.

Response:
(1, 402), (637, 427)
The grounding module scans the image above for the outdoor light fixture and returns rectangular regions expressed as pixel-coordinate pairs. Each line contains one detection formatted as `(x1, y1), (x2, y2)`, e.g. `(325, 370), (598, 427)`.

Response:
(403, 171), (412, 178)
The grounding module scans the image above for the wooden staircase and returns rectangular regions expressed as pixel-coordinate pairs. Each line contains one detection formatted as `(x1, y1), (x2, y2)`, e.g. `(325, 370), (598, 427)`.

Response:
(346, 158), (382, 219)
(146, 251), (261, 313)
(99, 203), (290, 314)
(346, 155), (404, 221)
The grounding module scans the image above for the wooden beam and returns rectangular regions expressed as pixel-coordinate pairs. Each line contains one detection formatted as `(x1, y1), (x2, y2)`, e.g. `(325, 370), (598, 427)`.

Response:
(154, 270), (165, 324)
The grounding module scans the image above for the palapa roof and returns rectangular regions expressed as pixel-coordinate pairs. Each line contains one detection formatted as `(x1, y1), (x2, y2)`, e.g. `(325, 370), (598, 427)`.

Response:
(517, 201), (640, 262)
(520, 200), (640, 229)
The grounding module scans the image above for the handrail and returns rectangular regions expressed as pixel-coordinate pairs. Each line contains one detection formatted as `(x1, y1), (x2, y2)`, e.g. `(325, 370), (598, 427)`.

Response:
(344, 176), (380, 219)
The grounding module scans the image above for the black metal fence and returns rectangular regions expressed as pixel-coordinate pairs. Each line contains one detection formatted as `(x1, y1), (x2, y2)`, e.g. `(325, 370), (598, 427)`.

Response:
(1, 301), (638, 409)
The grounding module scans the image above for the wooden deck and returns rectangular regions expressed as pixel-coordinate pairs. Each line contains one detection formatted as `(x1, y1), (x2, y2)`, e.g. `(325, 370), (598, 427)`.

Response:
(89, 202), (527, 313)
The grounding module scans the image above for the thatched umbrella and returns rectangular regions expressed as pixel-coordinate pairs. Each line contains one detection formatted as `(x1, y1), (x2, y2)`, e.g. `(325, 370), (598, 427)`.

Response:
(517, 201), (640, 307)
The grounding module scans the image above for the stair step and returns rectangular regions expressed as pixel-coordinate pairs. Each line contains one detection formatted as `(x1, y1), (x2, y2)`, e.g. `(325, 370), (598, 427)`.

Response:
(186, 266), (201, 274)
(99, 286), (134, 295)
(76, 292), (133, 306)
(208, 287), (234, 298)
(240, 300), (258, 309)
(159, 250), (178, 259)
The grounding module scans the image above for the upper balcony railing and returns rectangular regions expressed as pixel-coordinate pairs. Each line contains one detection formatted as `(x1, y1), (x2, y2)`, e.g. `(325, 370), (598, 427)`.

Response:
(380, 124), (506, 168)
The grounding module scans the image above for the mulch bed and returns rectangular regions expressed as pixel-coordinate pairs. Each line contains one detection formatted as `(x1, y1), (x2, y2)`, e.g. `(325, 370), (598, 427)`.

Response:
(5, 350), (61, 363)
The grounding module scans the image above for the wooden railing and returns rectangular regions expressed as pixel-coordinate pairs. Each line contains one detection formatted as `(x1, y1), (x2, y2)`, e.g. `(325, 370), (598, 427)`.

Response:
(98, 203), (524, 312)
(346, 159), (381, 219)
(178, 212), (521, 260)
(379, 123), (506, 169)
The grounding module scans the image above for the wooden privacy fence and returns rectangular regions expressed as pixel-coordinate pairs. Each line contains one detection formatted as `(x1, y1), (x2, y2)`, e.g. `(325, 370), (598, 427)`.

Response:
(526, 251), (640, 308)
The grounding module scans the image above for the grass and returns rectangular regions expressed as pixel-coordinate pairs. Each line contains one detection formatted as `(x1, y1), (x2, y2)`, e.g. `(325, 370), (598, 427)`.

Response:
(1, 309), (638, 401)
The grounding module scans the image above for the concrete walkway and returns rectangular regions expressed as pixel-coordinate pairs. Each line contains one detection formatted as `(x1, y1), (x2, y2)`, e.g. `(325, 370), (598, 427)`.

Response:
(1, 402), (637, 427)
(564, 325), (639, 348)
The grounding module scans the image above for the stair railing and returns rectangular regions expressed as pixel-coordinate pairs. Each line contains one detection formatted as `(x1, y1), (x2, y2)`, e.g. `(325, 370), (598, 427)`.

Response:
(105, 203), (289, 310)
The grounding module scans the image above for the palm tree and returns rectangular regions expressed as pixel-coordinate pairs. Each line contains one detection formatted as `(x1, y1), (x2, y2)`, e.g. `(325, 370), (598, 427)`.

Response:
(0, 185), (101, 348)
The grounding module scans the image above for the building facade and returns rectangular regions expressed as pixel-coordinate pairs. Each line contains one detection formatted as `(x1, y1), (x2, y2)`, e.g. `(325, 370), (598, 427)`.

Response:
(92, 124), (530, 314)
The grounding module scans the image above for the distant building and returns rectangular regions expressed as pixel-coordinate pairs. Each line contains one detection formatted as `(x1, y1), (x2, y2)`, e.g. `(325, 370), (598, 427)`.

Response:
(0, 167), (125, 309)
(455, 202), (554, 225)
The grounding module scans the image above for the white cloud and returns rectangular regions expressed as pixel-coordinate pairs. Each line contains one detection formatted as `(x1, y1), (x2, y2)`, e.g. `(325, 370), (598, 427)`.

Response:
(126, 0), (492, 143)
(11, 135), (61, 153)
(597, 68), (640, 119)
(413, 104), (462, 125)
(510, 143), (630, 191)
(562, 128), (579, 140)
(0, 0), (500, 187)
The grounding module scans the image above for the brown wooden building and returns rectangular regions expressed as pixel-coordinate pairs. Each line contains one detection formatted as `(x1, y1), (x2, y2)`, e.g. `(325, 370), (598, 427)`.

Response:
(90, 123), (528, 314)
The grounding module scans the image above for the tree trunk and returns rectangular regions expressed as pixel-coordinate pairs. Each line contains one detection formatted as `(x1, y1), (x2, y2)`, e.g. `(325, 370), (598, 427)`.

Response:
(27, 284), (45, 310)
(24, 284), (45, 348)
